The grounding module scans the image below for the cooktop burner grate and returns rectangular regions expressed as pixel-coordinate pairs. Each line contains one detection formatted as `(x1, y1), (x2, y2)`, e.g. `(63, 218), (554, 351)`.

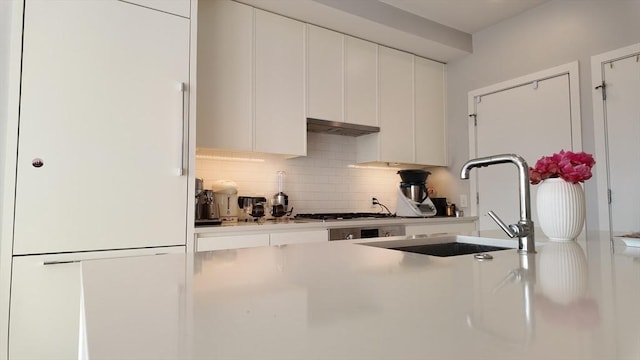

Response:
(294, 212), (395, 221)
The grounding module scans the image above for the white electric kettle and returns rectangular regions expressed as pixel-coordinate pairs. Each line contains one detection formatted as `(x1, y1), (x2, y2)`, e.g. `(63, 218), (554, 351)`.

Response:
(211, 180), (239, 223)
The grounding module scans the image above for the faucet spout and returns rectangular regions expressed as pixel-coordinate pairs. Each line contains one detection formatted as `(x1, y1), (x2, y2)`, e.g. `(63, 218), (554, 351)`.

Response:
(460, 154), (535, 254)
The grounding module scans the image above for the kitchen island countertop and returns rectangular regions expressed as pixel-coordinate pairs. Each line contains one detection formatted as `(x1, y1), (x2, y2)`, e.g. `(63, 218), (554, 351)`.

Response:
(80, 231), (640, 359)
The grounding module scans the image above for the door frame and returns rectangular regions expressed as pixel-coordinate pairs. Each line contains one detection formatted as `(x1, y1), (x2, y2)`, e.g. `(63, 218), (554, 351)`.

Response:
(591, 43), (640, 232)
(466, 61), (582, 218)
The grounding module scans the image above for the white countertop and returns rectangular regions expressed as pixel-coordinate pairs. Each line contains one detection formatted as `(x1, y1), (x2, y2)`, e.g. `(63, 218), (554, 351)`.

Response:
(194, 216), (477, 234)
(80, 231), (640, 359)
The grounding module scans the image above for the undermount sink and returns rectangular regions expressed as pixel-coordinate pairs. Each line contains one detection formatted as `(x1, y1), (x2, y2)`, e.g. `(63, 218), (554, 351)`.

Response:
(388, 242), (510, 257)
(360, 234), (516, 257)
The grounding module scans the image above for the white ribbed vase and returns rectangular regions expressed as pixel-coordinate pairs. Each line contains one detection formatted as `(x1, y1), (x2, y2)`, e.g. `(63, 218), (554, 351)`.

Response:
(537, 178), (585, 241)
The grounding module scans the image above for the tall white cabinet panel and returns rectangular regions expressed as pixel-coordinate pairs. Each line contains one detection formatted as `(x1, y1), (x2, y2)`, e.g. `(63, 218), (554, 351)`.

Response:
(9, 247), (183, 360)
(306, 24), (343, 122)
(415, 57), (446, 166)
(345, 36), (378, 127)
(122, 0), (190, 17)
(14, 0), (189, 254)
(254, 10), (306, 157)
(196, 0), (253, 151)
(378, 46), (414, 164)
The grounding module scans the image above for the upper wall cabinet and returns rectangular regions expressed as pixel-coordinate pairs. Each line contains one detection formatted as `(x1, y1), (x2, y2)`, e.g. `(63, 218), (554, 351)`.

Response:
(197, 0), (252, 152)
(306, 25), (343, 122)
(345, 36), (378, 127)
(254, 10), (306, 156)
(123, 0), (190, 18)
(356, 47), (446, 167)
(306, 25), (378, 126)
(197, 1), (306, 157)
(415, 57), (446, 166)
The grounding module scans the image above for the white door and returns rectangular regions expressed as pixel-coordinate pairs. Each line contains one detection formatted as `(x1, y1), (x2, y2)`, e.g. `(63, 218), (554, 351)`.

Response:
(600, 54), (640, 233)
(14, 0), (189, 254)
(470, 63), (581, 234)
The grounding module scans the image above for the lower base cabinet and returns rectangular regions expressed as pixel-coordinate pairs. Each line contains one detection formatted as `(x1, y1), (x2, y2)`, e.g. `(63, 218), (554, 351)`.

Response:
(196, 229), (329, 252)
(196, 233), (271, 252)
(8, 247), (184, 360)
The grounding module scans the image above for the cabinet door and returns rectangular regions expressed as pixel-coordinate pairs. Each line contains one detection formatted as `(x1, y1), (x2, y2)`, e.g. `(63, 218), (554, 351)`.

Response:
(415, 57), (446, 166)
(9, 248), (183, 360)
(254, 10), (306, 157)
(345, 36), (378, 127)
(270, 229), (328, 246)
(196, 0), (253, 151)
(14, 0), (189, 254)
(197, 233), (270, 251)
(122, 0), (190, 18)
(378, 46), (414, 163)
(306, 24), (343, 122)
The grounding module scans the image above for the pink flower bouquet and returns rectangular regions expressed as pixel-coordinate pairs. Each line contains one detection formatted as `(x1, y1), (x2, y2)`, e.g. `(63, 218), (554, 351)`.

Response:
(529, 150), (595, 185)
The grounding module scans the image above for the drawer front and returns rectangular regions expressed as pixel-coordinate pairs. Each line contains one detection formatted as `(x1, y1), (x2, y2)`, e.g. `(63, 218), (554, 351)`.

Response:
(197, 233), (270, 252)
(270, 230), (328, 246)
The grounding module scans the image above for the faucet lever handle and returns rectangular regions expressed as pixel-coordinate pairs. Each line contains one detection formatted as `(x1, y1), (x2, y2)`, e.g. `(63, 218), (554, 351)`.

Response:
(487, 210), (519, 238)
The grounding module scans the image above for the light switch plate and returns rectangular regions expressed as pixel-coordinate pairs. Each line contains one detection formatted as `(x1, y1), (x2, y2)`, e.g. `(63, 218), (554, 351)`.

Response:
(460, 195), (468, 207)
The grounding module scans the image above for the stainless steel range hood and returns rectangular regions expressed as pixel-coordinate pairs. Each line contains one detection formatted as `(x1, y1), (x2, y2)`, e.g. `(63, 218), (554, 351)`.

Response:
(306, 118), (380, 137)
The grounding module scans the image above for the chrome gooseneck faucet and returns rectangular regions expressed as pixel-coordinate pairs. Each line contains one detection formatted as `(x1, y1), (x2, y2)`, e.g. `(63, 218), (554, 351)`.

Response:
(460, 154), (535, 254)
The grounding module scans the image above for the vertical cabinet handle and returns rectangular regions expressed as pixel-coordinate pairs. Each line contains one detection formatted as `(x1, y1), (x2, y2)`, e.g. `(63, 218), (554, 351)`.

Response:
(177, 82), (186, 176)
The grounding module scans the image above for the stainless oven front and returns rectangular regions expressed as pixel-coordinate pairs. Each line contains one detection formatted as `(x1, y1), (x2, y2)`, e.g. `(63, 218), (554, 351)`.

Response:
(329, 225), (405, 240)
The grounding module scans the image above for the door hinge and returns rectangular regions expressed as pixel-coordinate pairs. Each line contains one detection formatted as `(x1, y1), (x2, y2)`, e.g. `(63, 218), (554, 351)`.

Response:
(595, 81), (607, 101)
(469, 114), (477, 126)
(607, 188), (612, 204)
(476, 192), (479, 205)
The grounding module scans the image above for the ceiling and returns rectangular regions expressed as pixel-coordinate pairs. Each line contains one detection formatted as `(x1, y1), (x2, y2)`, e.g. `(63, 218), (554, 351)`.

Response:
(378, 0), (550, 34)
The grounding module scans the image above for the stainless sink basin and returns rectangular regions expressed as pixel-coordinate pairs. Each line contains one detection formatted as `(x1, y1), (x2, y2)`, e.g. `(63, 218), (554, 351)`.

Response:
(360, 234), (517, 257)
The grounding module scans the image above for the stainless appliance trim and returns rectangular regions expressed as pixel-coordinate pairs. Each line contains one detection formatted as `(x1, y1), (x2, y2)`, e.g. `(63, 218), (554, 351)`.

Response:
(307, 118), (380, 137)
(329, 225), (405, 241)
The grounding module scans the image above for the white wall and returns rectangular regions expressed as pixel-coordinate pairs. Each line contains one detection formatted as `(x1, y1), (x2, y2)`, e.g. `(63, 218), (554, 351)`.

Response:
(446, 0), (640, 231)
(197, 132), (452, 214)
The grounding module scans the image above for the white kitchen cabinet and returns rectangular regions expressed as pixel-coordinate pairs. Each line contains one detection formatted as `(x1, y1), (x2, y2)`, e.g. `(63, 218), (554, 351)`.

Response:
(9, 247), (184, 360)
(305, 26), (379, 128)
(345, 36), (378, 127)
(197, 233), (270, 252)
(122, 0), (190, 17)
(197, 2), (305, 157)
(405, 221), (477, 236)
(13, 0), (190, 254)
(357, 49), (446, 166)
(357, 46), (414, 164)
(254, 9), (306, 156)
(196, 0), (252, 152)
(306, 24), (343, 122)
(270, 229), (328, 246)
(378, 46), (414, 163)
(415, 57), (446, 166)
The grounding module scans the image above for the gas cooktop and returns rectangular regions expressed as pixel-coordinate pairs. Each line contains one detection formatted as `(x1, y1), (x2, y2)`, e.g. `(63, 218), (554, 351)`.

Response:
(294, 212), (395, 221)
